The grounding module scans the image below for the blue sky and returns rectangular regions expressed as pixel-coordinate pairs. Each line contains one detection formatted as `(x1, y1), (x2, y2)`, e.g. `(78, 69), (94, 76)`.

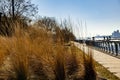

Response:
(32, 0), (120, 38)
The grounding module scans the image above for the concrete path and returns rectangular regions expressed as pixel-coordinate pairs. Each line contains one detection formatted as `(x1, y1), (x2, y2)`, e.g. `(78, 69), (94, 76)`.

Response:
(74, 42), (120, 79)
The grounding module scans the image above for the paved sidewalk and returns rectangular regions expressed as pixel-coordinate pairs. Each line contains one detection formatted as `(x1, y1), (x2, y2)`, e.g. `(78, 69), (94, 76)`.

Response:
(74, 42), (120, 79)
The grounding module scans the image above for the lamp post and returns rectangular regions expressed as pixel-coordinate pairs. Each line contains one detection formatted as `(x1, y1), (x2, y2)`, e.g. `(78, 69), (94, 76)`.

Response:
(92, 37), (95, 41)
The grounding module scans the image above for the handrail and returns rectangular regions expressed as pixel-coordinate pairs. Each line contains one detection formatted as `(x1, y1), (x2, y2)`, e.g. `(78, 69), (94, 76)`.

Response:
(76, 40), (120, 56)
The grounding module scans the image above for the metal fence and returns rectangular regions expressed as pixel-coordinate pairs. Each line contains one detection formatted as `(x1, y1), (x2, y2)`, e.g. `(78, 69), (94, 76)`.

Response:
(85, 40), (120, 56)
(75, 39), (120, 56)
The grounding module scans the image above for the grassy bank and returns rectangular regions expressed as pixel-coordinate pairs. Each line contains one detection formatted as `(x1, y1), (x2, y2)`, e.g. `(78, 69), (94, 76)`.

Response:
(0, 20), (118, 80)
(95, 62), (120, 80)
(0, 23), (97, 80)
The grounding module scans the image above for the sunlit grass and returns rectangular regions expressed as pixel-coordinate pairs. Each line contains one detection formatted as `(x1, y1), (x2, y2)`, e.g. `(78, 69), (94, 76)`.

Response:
(95, 62), (120, 80)
(0, 20), (109, 80)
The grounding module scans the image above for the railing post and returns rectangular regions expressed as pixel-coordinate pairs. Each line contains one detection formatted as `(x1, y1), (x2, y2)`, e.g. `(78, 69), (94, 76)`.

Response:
(102, 42), (104, 50)
(97, 42), (99, 48)
(104, 42), (107, 52)
(109, 42), (112, 53)
(97, 42), (100, 48)
(105, 42), (107, 52)
(111, 42), (114, 54)
(119, 42), (120, 54)
(108, 42), (111, 53)
(115, 42), (118, 56)
(94, 41), (97, 47)
(100, 42), (102, 50)
(102, 42), (104, 51)
(106, 42), (108, 52)
(103, 42), (105, 51)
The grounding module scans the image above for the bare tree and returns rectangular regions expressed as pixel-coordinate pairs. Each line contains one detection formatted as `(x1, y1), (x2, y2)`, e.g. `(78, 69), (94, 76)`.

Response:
(36, 17), (58, 31)
(60, 19), (76, 42)
(35, 17), (76, 43)
(0, 0), (38, 36)
(0, 0), (38, 19)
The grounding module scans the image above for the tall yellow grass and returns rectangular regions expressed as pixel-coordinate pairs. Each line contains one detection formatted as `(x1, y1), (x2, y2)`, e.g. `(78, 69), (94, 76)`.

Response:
(0, 22), (97, 80)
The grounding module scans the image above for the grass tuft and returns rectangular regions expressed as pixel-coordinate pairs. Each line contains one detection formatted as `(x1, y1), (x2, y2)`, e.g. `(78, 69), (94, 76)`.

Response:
(67, 45), (79, 77)
(54, 45), (66, 80)
(83, 47), (96, 80)
(10, 54), (29, 80)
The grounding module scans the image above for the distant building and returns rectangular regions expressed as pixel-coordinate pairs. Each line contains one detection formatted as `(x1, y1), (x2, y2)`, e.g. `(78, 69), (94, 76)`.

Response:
(111, 30), (120, 38)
